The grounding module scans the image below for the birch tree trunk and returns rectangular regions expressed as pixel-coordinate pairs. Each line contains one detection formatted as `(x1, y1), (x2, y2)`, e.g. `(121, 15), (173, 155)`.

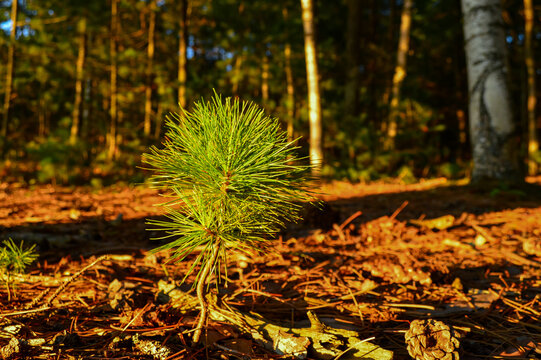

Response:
(144, 0), (156, 136)
(461, 0), (521, 182)
(107, 0), (119, 160)
(385, 0), (412, 151)
(524, 0), (537, 175)
(1, 0), (18, 138)
(301, 0), (322, 173)
(178, 0), (189, 108)
(70, 16), (87, 145)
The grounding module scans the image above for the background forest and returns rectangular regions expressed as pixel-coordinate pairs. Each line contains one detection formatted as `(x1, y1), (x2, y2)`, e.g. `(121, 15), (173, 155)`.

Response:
(0, 0), (539, 185)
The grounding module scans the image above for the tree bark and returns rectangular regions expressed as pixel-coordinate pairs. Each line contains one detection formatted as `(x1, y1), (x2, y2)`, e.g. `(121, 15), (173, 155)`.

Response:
(301, 0), (323, 173)
(178, 0), (189, 108)
(345, 0), (362, 118)
(70, 16), (87, 145)
(232, 2), (244, 97)
(282, 7), (295, 142)
(1, 0), (18, 138)
(38, 97), (47, 138)
(524, 0), (537, 175)
(232, 55), (243, 96)
(385, 0), (412, 150)
(261, 52), (269, 103)
(108, 0), (119, 160)
(144, 1), (157, 136)
(461, 0), (521, 183)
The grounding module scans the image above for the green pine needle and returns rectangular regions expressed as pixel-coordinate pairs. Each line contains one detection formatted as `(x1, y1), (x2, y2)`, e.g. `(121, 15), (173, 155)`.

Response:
(143, 93), (315, 284)
(0, 239), (38, 275)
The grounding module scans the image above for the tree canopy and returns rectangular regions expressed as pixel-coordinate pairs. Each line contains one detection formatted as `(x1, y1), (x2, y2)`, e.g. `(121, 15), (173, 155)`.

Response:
(0, 0), (538, 184)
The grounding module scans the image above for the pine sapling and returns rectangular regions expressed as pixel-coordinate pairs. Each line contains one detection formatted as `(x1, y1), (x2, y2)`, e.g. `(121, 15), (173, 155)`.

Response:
(0, 239), (38, 301)
(143, 93), (314, 343)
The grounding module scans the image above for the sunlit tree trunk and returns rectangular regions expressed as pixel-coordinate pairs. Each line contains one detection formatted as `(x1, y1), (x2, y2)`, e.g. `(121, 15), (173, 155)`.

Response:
(283, 6), (295, 142)
(70, 16), (87, 145)
(108, 0), (119, 160)
(1, 0), (18, 138)
(144, 0), (156, 136)
(301, 0), (322, 173)
(261, 52), (269, 103)
(524, 0), (537, 175)
(385, 0), (412, 150)
(461, 0), (521, 183)
(178, 0), (189, 108)
(345, 0), (362, 118)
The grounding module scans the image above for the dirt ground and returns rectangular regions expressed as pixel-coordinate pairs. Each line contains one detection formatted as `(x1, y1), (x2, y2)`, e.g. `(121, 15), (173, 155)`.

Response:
(1, 177), (541, 359)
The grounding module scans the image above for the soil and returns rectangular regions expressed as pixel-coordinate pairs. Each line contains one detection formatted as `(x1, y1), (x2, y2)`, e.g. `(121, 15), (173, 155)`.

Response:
(1, 177), (541, 359)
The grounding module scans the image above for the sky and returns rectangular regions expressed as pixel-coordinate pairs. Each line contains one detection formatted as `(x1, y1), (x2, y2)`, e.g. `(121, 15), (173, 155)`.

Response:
(1, 20), (10, 32)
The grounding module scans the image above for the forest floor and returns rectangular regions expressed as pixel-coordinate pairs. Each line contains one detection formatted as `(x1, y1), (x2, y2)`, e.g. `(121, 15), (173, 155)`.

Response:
(1, 177), (541, 359)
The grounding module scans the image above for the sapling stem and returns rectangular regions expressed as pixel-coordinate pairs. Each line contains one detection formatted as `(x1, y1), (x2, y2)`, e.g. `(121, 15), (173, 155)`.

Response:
(193, 241), (221, 343)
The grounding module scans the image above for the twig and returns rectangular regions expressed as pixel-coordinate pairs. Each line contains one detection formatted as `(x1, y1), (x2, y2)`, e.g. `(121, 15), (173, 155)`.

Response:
(0, 306), (54, 319)
(44, 255), (109, 307)
(339, 210), (362, 230)
(383, 303), (435, 310)
(26, 288), (51, 309)
(332, 336), (376, 360)
(121, 302), (152, 332)
(389, 201), (408, 220)
(214, 343), (251, 360)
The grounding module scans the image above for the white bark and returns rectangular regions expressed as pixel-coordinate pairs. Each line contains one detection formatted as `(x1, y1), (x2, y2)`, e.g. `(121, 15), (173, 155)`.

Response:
(461, 0), (521, 182)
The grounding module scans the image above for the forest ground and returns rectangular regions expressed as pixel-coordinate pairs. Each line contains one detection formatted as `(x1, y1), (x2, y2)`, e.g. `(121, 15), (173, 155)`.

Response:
(1, 177), (541, 359)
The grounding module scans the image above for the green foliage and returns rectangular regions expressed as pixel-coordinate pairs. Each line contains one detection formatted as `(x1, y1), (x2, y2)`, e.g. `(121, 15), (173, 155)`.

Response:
(143, 93), (314, 283)
(0, 239), (38, 275)
(0, 0), (532, 184)
(26, 136), (87, 184)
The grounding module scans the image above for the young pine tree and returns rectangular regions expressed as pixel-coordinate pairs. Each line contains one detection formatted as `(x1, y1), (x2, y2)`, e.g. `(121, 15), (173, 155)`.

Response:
(142, 93), (314, 343)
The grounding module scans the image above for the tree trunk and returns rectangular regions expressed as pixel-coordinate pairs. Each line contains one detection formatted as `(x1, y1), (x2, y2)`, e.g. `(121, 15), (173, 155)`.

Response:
(70, 16), (87, 145)
(232, 55), (243, 96)
(345, 0), (362, 118)
(1, 0), (18, 138)
(385, 0), (412, 150)
(261, 52), (269, 103)
(282, 7), (295, 142)
(84, 77), (96, 141)
(454, 36), (468, 153)
(232, 3), (244, 97)
(154, 101), (163, 139)
(38, 97), (46, 138)
(301, 0), (322, 173)
(108, 0), (119, 160)
(144, 1), (156, 136)
(461, 0), (521, 183)
(524, 0), (537, 175)
(178, 0), (189, 108)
